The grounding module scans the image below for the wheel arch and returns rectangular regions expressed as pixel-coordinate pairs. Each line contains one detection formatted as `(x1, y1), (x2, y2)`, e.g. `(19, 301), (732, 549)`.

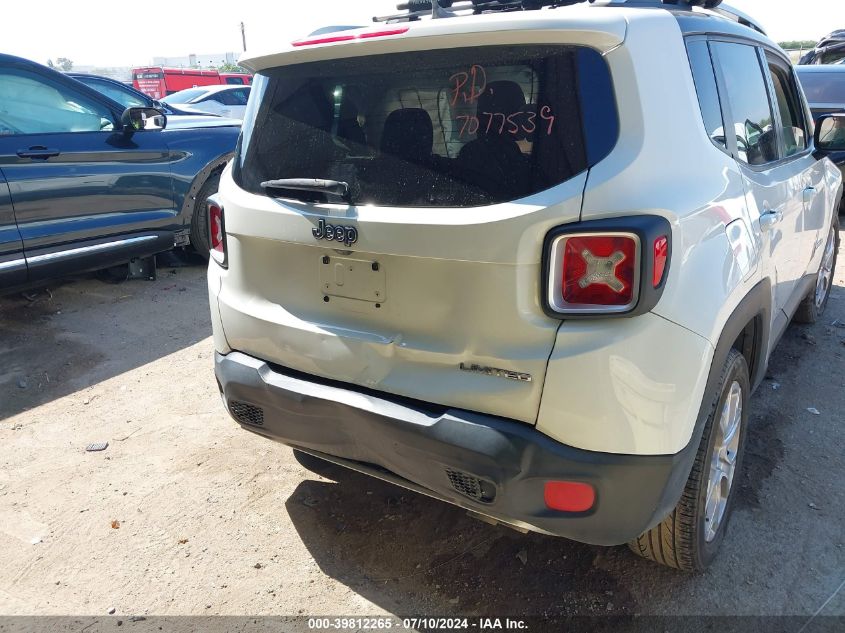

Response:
(701, 278), (773, 426)
(648, 279), (773, 529)
(176, 152), (233, 228)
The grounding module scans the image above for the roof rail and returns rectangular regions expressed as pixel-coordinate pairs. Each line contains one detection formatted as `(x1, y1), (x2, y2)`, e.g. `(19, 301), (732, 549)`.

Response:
(705, 3), (767, 35)
(373, 0), (766, 36)
(375, 1), (703, 24)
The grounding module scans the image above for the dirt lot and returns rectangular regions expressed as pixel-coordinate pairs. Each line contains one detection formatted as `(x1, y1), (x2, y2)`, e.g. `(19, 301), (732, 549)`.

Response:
(1, 240), (843, 625)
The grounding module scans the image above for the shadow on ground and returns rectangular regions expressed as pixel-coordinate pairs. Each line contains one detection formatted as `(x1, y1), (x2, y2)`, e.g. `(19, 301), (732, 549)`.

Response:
(0, 253), (209, 420)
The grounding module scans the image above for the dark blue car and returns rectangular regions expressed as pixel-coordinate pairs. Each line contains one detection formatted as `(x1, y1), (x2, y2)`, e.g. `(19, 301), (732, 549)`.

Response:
(0, 53), (241, 292)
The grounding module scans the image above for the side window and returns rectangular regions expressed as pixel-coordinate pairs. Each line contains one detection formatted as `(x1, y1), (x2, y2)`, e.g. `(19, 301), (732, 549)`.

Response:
(820, 50), (845, 65)
(686, 40), (728, 152)
(0, 69), (115, 135)
(232, 89), (250, 105)
(766, 56), (808, 157)
(86, 79), (148, 109)
(711, 42), (778, 166)
(225, 77), (245, 85)
(211, 91), (238, 106)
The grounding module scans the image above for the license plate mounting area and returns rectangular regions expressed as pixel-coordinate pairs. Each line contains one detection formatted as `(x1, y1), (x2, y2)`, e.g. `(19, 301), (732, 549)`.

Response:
(319, 255), (386, 304)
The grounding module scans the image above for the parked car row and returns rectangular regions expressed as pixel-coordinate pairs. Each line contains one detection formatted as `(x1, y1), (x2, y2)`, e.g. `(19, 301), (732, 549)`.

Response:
(1, 36), (843, 297)
(67, 73), (243, 128)
(0, 53), (240, 293)
(163, 85), (251, 120)
(132, 66), (252, 100)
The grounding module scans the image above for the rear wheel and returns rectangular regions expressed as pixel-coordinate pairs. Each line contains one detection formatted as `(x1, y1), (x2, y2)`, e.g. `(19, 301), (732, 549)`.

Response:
(629, 349), (749, 571)
(189, 172), (221, 260)
(794, 216), (839, 324)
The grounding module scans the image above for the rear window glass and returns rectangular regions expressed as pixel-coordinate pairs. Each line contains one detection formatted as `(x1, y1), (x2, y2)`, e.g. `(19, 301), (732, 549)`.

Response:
(797, 72), (845, 104)
(234, 45), (617, 207)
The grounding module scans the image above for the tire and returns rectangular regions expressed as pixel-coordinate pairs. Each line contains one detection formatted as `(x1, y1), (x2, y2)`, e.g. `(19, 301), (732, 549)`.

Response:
(629, 349), (750, 571)
(794, 215), (840, 324)
(292, 448), (347, 480)
(189, 172), (221, 260)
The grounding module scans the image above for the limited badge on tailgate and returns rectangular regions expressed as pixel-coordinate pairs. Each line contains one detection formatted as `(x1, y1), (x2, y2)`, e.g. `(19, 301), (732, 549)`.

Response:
(320, 256), (386, 303)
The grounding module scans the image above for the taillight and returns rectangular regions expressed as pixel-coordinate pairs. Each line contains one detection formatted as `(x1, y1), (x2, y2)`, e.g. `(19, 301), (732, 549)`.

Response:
(544, 481), (595, 513)
(548, 232), (640, 314)
(208, 200), (227, 267)
(561, 235), (637, 307)
(543, 217), (671, 318)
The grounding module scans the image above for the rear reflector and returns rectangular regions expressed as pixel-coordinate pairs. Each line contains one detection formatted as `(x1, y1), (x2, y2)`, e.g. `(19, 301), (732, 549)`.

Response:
(544, 481), (595, 513)
(293, 27), (409, 47)
(653, 235), (669, 288)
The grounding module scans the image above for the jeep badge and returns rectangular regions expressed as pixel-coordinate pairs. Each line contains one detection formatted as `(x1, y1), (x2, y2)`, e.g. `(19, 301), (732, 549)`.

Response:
(312, 218), (358, 247)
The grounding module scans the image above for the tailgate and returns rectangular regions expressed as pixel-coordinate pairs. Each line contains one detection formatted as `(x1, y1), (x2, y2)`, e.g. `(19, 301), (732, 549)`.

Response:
(217, 175), (585, 424)
(218, 18), (622, 424)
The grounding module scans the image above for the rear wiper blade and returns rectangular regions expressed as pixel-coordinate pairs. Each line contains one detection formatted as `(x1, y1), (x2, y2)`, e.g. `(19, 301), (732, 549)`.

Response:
(260, 178), (350, 202)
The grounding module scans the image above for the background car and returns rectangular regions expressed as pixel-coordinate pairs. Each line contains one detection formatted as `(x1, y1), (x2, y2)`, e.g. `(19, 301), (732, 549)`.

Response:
(796, 65), (845, 117)
(163, 85), (251, 120)
(796, 65), (845, 199)
(67, 73), (243, 129)
(799, 30), (845, 65)
(0, 54), (240, 292)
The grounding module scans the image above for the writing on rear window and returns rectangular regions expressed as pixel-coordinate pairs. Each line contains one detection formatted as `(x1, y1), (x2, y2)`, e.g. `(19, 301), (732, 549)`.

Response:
(450, 65), (555, 138)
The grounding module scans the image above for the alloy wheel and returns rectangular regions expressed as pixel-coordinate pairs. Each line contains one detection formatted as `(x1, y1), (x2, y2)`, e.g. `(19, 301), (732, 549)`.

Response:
(704, 380), (742, 542)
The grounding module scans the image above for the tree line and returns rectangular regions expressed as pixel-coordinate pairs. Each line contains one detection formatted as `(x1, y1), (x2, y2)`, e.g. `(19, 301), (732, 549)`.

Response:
(778, 40), (818, 50)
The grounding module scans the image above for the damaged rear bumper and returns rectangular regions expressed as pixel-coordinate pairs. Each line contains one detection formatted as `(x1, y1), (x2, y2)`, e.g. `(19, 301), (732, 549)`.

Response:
(215, 351), (697, 546)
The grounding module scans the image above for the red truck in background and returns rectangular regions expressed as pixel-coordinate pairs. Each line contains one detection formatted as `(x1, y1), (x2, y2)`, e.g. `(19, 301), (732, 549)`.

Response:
(132, 67), (252, 99)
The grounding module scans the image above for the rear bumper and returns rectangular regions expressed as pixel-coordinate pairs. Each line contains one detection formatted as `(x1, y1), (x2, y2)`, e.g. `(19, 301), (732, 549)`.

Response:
(215, 351), (697, 546)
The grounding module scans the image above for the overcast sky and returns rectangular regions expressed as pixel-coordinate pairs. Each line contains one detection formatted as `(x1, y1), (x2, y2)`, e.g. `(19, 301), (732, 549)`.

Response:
(0, 0), (838, 68)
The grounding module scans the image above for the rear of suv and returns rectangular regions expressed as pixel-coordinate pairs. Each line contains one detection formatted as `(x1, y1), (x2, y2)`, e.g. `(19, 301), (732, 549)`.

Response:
(207, 0), (844, 570)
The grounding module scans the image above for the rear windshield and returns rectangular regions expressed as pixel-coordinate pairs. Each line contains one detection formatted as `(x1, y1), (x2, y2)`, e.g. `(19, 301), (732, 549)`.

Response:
(797, 71), (845, 104)
(234, 45), (617, 207)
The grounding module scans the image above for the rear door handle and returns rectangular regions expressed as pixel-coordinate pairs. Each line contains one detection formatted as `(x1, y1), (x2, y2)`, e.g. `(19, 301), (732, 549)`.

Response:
(760, 208), (783, 231)
(17, 146), (60, 159)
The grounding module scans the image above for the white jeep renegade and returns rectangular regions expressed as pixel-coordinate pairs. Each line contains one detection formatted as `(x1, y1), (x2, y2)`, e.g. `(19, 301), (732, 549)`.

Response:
(207, 0), (844, 570)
